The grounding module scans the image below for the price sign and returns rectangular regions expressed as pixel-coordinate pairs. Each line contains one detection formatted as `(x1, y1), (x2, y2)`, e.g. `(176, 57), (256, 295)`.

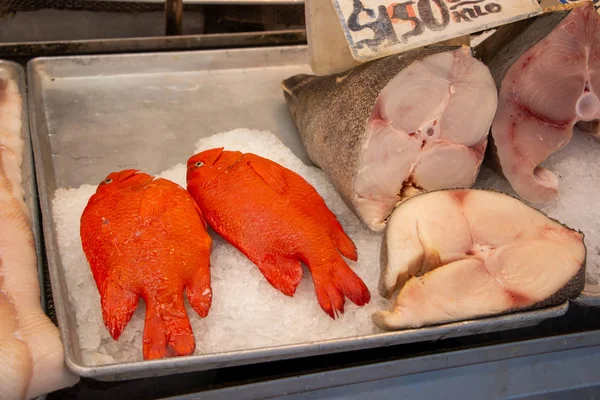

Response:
(331, 0), (543, 62)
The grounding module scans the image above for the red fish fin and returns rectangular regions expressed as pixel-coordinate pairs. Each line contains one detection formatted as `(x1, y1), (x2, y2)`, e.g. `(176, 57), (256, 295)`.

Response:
(248, 160), (288, 195)
(142, 295), (195, 360)
(139, 183), (170, 222)
(254, 255), (303, 297)
(193, 201), (208, 229)
(100, 281), (138, 340)
(247, 156), (356, 261)
(309, 258), (370, 319)
(332, 225), (358, 261)
(186, 261), (212, 318)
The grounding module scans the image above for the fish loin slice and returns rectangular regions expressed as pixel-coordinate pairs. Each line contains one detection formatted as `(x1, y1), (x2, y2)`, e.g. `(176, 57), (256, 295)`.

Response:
(476, 2), (600, 203)
(0, 78), (25, 208)
(375, 189), (586, 330)
(374, 258), (513, 330)
(282, 46), (497, 232)
(0, 287), (32, 400)
(0, 196), (79, 398)
(486, 240), (584, 303)
(379, 190), (472, 297)
(0, 75), (79, 397)
(0, 78), (23, 162)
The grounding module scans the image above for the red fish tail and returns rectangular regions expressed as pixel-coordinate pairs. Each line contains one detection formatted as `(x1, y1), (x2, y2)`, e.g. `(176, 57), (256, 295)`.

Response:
(310, 256), (371, 319)
(185, 263), (212, 318)
(142, 294), (195, 360)
(100, 280), (138, 340)
(332, 225), (358, 261)
(312, 272), (345, 319)
(332, 260), (371, 307)
(254, 254), (303, 297)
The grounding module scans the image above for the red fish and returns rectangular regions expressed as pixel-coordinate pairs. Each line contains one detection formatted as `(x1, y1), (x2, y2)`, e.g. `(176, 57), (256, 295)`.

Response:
(186, 148), (370, 318)
(80, 170), (212, 360)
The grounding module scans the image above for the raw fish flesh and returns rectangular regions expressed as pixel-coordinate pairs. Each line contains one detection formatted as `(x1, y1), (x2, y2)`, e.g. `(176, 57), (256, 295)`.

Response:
(0, 74), (79, 399)
(282, 46), (497, 232)
(186, 148), (370, 318)
(80, 170), (212, 360)
(375, 189), (586, 330)
(0, 78), (26, 215)
(476, 2), (600, 203)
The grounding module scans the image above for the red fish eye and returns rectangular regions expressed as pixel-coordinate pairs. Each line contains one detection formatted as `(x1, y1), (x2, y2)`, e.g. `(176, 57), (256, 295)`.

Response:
(195, 161), (204, 168)
(104, 178), (113, 184)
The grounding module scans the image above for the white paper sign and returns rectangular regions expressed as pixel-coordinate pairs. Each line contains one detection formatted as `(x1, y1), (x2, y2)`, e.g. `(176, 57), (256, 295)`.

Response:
(331, 0), (544, 62)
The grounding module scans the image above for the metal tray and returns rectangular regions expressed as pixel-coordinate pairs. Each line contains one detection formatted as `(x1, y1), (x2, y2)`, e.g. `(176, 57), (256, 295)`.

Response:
(574, 286), (600, 307)
(0, 60), (47, 311)
(28, 45), (569, 381)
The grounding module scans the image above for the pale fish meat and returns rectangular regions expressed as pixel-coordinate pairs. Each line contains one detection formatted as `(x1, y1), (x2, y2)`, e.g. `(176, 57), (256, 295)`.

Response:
(282, 46), (497, 232)
(476, 2), (600, 203)
(0, 72), (79, 399)
(375, 189), (586, 330)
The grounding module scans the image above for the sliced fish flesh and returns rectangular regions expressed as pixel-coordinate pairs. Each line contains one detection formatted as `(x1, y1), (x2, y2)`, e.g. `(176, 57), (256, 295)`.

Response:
(0, 74), (79, 399)
(0, 77), (25, 215)
(0, 286), (32, 400)
(375, 189), (586, 330)
(477, 2), (600, 203)
(283, 46), (497, 232)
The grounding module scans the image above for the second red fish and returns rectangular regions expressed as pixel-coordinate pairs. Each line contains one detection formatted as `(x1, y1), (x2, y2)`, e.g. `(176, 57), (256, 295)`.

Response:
(186, 148), (371, 318)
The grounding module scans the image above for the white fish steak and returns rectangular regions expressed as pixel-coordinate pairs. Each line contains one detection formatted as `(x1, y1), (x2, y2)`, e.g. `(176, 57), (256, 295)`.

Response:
(375, 189), (586, 330)
(282, 46), (497, 232)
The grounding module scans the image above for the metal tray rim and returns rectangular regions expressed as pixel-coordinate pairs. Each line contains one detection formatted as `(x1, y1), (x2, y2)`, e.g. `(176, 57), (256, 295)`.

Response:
(26, 43), (309, 69)
(26, 46), (574, 381)
(64, 302), (569, 380)
(27, 62), (74, 361)
(573, 290), (600, 307)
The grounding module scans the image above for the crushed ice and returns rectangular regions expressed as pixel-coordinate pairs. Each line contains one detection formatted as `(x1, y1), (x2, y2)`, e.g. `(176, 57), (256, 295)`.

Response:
(52, 128), (389, 366)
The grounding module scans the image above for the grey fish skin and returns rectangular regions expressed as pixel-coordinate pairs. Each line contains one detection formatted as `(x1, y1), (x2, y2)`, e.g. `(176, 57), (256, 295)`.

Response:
(282, 45), (457, 226)
(283, 45), (496, 232)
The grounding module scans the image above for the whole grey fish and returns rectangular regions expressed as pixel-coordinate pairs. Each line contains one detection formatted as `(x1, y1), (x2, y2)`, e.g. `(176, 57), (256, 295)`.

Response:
(475, 2), (600, 204)
(375, 189), (586, 330)
(282, 46), (497, 232)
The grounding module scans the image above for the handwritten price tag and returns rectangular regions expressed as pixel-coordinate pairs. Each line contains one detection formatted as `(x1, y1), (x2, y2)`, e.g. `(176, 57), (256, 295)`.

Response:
(331, 0), (543, 62)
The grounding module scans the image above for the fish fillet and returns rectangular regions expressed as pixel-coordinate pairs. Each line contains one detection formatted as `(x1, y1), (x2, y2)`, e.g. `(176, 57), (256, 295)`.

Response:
(283, 46), (497, 232)
(0, 287), (32, 400)
(477, 2), (600, 203)
(0, 74), (79, 399)
(375, 189), (586, 330)
(0, 77), (26, 216)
